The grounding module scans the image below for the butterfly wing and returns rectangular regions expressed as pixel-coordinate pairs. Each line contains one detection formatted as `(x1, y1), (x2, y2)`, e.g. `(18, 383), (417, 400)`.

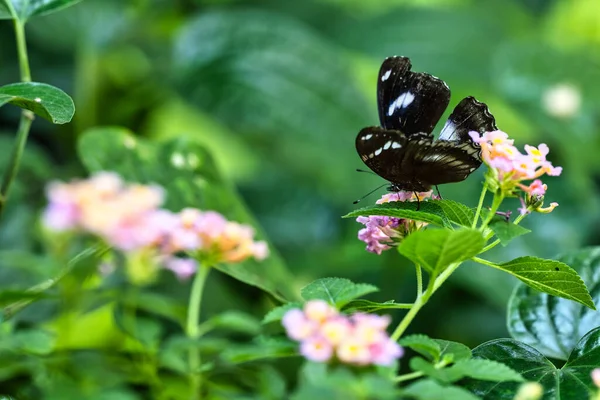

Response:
(377, 56), (451, 136)
(438, 96), (497, 142)
(411, 140), (482, 185)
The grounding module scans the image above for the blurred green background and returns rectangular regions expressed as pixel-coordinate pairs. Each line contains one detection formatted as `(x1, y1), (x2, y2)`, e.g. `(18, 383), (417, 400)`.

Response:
(1, 0), (599, 349)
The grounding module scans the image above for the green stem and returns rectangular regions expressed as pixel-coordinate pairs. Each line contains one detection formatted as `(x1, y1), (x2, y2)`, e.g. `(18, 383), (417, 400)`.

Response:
(479, 191), (504, 231)
(472, 182), (488, 229)
(415, 264), (423, 298)
(431, 262), (462, 292)
(186, 264), (211, 400)
(391, 271), (435, 341)
(479, 210), (529, 254)
(472, 256), (500, 269)
(394, 371), (424, 383)
(0, 17), (34, 218)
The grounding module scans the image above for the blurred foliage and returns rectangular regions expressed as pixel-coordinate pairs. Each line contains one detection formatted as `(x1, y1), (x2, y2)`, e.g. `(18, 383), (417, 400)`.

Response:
(1, 0), (600, 397)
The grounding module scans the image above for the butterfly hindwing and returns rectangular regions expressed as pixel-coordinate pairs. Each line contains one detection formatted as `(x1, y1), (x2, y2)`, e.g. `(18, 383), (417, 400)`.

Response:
(377, 56), (451, 136)
(439, 96), (497, 142)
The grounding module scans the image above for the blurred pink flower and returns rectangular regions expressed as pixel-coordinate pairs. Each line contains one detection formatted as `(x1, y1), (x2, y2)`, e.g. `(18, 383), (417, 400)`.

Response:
(164, 257), (198, 280)
(300, 336), (334, 363)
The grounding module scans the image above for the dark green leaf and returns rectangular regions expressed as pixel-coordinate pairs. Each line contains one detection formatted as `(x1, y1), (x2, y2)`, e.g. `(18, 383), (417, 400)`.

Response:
(120, 291), (186, 327)
(431, 200), (475, 228)
(0, 329), (55, 355)
(343, 201), (449, 227)
(0, 82), (74, 124)
(262, 302), (302, 324)
(402, 379), (480, 400)
(450, 359), (524, 382)
(508, 247), (600, 359)
(399, 334), (441, 362)
(77, 127), (298, 302)
(488, 219), (531, 246)
(300, 278), (378, 308)
(398, 229), (485, 275)
(0, 0), (82, 20)
(462, 332), (600, 399)
(498, 256), (594, 309)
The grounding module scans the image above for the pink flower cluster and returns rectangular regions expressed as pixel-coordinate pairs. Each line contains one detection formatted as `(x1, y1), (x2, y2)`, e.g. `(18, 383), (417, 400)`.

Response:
(43, 172), (268, 279)
(282, 300), (403, 366)
(469, 130), (561, 213)
(357, 191), (434, 254)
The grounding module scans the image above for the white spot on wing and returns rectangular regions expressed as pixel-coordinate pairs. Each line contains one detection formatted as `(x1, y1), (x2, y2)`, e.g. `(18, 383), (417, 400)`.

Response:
(368, 153), (375, 159)
(381, 70), (392, 82)
(374, 148), (383, 156)
(391, 142), (402, 149)
(383, 141), (392, 150)
(387, 92), (415, 116)
(439, 120), (456, 141)
(363, 134), (373, 140)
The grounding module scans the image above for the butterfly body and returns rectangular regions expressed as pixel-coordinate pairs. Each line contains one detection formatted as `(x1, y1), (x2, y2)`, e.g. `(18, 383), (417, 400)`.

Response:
(356, 56), (497, 192)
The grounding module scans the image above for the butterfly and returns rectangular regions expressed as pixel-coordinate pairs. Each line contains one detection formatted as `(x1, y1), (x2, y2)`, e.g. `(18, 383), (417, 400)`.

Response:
(356, 56), (497, 193)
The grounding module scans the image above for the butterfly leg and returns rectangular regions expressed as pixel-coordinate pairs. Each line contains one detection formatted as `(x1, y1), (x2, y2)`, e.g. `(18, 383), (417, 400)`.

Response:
(435, 185), (443, 199)
(413, 191), (421, 211)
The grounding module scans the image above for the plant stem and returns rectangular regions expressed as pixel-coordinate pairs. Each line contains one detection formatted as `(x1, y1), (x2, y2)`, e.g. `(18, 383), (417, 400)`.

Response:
(391, 272), (436, 341)
(479, 191), (504, 231)
(394, 371), (424, 383)
(0, 17), (34, 218)
(479, 209), (529, 254)
(415, 264), (423, 298)
(472, 256), (499, 269)
(472, 182), (488, 229)
(186, 263), (210, 400)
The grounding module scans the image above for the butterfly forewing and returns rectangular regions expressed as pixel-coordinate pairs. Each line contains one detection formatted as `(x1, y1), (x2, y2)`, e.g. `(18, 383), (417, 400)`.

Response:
(377, 56), (451, 136)
(439, 96), (497, 142)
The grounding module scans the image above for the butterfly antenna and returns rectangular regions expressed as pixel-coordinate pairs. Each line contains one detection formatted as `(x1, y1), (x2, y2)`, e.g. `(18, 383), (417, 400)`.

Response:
(435, 185), (443, 199)
(356, 168), (377, 176)
(353, 183), (388, 204)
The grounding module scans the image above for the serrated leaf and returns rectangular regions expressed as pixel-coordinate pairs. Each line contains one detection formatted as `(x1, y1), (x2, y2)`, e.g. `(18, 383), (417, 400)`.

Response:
(77, 127), (298, 302)
(508, 247), (600, 360)
(0, 0), (82, 20)
(343, 201), (449, 227)
(402, 379), (480, 400)
(451, 359), (524, 382)
(300, 278), (378, 308)
(462, 331), (600, 399)
(0, 82), (74, 124)
(488, 219), (531, 246)
(497, 256), (594, 309)
(398, 228), (485, 275)
(435, 339), (472, 362)
(431, 199), (475, 228)
(342, 299), (412, 313)
(262, 302), (302, 324)
(399, 334), (441, 362)
(410, 357), (465, 383)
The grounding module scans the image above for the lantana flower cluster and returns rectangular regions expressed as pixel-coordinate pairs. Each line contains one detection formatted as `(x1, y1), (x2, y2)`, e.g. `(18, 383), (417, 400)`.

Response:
(282, 300), (403, 366)
(357, 191), (435, 254)
(43, 172), (268, 280)
(469, 130), (562, 214)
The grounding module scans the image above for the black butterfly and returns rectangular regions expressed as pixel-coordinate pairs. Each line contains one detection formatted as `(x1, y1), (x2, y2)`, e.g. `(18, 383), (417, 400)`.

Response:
(356, 56), (497, 192)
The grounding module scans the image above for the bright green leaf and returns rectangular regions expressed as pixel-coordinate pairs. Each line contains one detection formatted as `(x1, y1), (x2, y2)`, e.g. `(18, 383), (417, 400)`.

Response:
(2, 329), (55, 355)
(450, 359), (524, 382)
(0, 0), (82, 20)
(399, 334), (441, 362)
(398, 229), (485, 275)
(262, 302), (302, 324)
(300, 278), (378, 308)
(508, 247), (600, 360)
(343, 201), (449, 227)
(402, 379), (480, 400)
(462, 332), (600, 399)
(342, 299), (412, 312)
(205, 311), (261, 335)
(435, 339), (472, 362)
(409, 357), (464, 383)
(497, 256), (594, 309)
(221, 338), (297, 364)
(0, 82), (74, 124)
(432, 200), (475, 228)
(488, 219), (531, 246)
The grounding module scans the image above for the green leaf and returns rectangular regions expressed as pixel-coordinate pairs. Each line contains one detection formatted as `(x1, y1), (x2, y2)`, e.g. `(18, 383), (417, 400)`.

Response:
(435, 339), (472, 362)
(0, 0), (82, 20)
(300, 278), (378, 308)
(399, 334), (441, 362)
(508, 247), (600, 360)
(204, 311), (261, 335)
(498, 256), (594, 309)
(488, 219), (531, 246)
(343, 201), (449, 227)
(77, 127), (298, 302)
(0, 329), (55, 355)
(431, 200), (475, 228)
(462, 331), (600, 399)
(450, 359), (524, 382)
(0, 82), (74, 124)
(398, 228), (485, 275)
(342, 299), (412, 312)
(262, 302), (302, 324)
(409, 357), (464, 383)
(402, 379), (480, 400)
(221, 338), (297, 364)
(120, 291), (186, 327)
